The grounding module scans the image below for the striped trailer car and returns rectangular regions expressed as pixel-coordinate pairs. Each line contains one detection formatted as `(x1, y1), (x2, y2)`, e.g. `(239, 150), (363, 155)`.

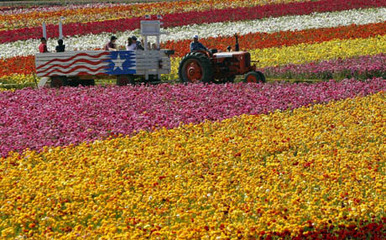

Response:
(35, 49), (174, 87)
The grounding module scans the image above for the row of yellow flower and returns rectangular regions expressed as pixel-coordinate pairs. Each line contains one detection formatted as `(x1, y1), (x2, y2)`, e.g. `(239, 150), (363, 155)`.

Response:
(0, 0), (305, 30)
(168, 35), (386, 80)
(1, 92), (384, 239)
(0, 74), (35, 85)
(0, 74), (36, 90)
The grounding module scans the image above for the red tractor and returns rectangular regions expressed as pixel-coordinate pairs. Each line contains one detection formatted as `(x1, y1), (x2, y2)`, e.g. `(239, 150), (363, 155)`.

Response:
(178, 35), (265, 84)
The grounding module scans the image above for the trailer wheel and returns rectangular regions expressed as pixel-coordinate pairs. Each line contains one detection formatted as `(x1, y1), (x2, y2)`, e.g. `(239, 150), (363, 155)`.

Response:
(50, 76), (68, 88)
(179, 52), (213, 83)
(66, 77), (87, 87)
(148, 75), (159, 82)
(81, 79), (95, 86)
(244, 71), (266, 83)
(117, 75), (135, 86)
(226, 76), (236, 83)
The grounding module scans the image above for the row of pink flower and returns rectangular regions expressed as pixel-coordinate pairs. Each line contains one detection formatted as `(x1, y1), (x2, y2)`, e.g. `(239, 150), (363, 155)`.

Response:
(1, 78), (385, 158)
(261, 54), (386, 80)
(1, 0), (384, 43)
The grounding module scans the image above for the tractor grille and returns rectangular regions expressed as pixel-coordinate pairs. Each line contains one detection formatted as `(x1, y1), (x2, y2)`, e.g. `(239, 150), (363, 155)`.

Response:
(245, 53), (251, 67)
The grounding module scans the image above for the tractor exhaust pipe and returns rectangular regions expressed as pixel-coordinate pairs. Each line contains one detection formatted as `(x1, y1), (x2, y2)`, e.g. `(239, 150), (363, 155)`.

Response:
(235, 34), (239, 51)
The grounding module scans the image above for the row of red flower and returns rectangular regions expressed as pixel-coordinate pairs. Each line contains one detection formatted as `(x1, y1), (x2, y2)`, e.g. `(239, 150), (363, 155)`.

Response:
(0, 0), (384, 44)
(262, 218), (385, 239)
(1, 0), (245, 26)
(1, 22), (384, 78)
(0, 56), (34, 77)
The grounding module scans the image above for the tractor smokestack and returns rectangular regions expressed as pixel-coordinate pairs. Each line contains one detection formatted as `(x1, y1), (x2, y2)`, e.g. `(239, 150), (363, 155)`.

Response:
(235, 34), (239, 51)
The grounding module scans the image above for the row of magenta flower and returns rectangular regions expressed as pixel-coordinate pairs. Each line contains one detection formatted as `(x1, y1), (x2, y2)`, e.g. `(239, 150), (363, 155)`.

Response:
(1, 78), (385, 158)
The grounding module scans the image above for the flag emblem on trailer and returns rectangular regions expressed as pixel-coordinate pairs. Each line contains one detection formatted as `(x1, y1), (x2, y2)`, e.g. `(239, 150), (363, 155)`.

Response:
(35, 51), (137, 77)
(105, 51), (136, 75)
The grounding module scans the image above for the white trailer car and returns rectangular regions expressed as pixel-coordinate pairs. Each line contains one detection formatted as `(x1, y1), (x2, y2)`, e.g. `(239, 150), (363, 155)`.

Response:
(35, 20), (174, 87)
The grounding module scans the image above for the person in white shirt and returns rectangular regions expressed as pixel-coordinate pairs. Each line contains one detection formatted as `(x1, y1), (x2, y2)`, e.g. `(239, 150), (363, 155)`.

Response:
(126, 37), (137, 50)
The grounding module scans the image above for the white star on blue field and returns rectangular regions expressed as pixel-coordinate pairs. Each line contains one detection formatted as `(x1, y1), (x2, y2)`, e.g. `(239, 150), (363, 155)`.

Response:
(105, 51), (136, 75)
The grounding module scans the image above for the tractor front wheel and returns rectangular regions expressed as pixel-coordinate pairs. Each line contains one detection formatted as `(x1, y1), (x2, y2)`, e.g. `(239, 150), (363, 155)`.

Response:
(244, 71), (266, 83)
(179, 52), (213, 83)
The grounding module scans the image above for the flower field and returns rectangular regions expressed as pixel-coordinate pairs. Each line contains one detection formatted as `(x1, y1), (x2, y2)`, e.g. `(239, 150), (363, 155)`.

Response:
(0, 0), (385, 239)
(1, 89), (385, 239)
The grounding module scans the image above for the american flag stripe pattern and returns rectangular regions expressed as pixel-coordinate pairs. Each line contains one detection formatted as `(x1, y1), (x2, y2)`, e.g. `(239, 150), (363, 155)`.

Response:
(35, 51), (137, 77)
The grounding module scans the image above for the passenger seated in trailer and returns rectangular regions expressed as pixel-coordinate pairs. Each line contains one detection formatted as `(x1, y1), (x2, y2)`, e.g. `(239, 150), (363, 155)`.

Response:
(132, 36), (144, 50)
(151, 43), (158, 50)
(190, 35), (207, 52)
(55, 39), (65, 52)
(104, 36), (118, 51)
(39, 37), (49, 53)
(126, 37), (137, 50)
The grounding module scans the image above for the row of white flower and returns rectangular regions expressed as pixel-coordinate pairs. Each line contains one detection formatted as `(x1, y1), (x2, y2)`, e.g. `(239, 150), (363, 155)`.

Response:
(1, 7), (385, 59)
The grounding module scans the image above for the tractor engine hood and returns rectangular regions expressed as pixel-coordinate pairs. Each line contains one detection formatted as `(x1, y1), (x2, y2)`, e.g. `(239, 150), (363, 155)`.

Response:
(213, 51), (248, 58)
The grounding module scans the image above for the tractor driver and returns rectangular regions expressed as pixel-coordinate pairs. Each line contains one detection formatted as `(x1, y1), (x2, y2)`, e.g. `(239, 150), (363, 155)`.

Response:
(190, 35), (207, 52)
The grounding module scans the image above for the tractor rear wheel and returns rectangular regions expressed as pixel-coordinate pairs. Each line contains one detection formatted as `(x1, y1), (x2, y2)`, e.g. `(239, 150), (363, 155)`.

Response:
(179, 52), (213, 83)
(244, 71), (266, 83)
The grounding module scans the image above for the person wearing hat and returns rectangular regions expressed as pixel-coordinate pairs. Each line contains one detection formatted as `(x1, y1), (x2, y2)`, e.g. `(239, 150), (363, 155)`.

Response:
(104, 36), (118, 51)
(190, 35), (207, 52)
